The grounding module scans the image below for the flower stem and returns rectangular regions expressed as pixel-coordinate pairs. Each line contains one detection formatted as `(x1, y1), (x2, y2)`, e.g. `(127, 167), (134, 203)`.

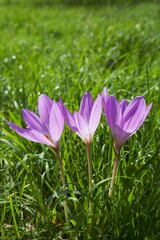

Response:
(55, 148), (69, 225)
(86, 143), (92, 193)
(85, 142), (93, 235)
(108, 157), (118, 198)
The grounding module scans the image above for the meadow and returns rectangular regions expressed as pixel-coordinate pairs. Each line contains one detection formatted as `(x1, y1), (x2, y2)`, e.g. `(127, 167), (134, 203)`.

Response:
(0, 0), (160, 239)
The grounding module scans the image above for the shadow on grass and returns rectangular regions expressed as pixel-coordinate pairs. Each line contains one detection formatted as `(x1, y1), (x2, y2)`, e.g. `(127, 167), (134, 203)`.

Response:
(1, 0), (157, 8)
(33, 0), (157, 7)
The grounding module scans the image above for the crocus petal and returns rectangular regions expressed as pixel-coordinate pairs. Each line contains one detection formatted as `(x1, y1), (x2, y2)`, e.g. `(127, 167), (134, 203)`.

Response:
(89, 94), (102, 137)
(28, 129), (54, 146)
(49, 103), (64, 142)
(133, 102), (152, 133)
(122, 97), (146, 133)
(142, 103), (152, 122)
(22, 109), (48, 134)
(6, 121), (39, 142)
(104, 96), (121, 137)
(79, 91), (94, 124)
(74, 111), (90, 141)
(38, 94), (53, 124)
(120, 99), (128, 115)
(101, 87), (108, 104)
(114, 125), (132, 153)
(61, 104), (77, 132)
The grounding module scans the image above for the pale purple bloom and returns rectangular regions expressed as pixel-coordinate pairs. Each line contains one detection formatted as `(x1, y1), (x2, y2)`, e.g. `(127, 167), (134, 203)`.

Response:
(103, 95), (152, 154)
(7, 94), (64, 149)
(101, 87), (108, 104)
(61, 91), (102, 144)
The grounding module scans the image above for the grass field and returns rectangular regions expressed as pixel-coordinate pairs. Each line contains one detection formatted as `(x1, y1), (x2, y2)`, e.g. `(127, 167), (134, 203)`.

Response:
(0, 0), (160, 239)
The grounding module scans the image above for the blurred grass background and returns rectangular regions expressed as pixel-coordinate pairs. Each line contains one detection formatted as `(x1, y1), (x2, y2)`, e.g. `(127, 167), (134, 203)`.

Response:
(0, 0), (160, 239)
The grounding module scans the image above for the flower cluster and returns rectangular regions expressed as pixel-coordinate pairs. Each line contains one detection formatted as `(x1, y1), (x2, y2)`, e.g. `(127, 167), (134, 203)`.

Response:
(7, 87), (152, 153)
(6, 87), (152, 219)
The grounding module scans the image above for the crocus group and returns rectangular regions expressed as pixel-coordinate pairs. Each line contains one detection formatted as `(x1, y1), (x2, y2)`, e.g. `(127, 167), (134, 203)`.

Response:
(6, 87), (152, 221)
(7, 89), (152, 156)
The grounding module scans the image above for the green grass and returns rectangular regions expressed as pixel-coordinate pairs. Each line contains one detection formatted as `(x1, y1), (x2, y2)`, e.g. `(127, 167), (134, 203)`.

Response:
(0, 0), (160, 239)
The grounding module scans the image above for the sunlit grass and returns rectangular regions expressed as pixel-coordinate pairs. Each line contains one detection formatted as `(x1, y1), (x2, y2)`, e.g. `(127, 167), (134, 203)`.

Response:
(0, 0), (160, 239)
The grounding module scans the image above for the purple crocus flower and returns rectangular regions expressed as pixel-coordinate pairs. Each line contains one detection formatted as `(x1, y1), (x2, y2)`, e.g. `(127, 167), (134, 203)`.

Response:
(61, 91), (102, 144)
(103, 94), (152, 154)
(7, 94), (64, 150)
